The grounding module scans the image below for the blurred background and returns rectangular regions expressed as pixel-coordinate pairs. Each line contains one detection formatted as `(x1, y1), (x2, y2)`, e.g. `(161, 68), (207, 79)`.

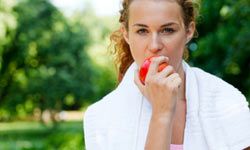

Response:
(0, 0), (249, 149)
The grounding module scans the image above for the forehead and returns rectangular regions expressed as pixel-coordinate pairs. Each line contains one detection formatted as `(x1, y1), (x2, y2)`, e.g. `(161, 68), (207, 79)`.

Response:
(129, 0), (183, 26)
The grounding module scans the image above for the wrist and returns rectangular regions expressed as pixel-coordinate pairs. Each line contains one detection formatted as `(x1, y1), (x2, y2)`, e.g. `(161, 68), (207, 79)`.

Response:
(151, 112), (174, 125)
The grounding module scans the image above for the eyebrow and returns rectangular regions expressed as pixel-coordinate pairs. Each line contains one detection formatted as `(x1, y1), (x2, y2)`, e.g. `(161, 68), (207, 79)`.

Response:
(133, 22), (178, 28)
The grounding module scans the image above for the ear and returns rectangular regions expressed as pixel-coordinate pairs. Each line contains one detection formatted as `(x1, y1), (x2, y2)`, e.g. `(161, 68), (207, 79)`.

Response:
(186, 21), (195, 44)
(120, 24), (129, 44)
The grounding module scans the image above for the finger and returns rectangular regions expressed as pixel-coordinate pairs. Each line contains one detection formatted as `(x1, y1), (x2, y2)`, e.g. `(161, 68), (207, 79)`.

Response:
(171, 75), (182, 88)
(134, 69), (145, 94)
(161, 73), (181, 88)
(169, 72), (180, 80)
(147, 56), (168, 77)
(170, 75), (182, 90)
(158, 65), (175, 78)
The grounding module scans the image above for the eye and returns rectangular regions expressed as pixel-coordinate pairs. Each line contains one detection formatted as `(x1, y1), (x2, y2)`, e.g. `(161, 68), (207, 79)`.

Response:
(136, 28), (148, 35)
(161, 27), (175, 34)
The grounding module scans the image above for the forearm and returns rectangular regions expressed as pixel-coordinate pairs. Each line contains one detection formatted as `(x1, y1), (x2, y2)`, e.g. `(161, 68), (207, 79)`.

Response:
(144, 113), (173, 150)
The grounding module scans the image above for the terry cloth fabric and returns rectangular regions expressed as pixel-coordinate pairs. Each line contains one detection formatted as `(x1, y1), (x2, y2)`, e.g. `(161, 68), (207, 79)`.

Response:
(84, 61), (250, 150)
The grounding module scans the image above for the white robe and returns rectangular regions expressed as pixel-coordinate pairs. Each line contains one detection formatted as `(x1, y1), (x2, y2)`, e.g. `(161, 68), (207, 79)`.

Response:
(84, 62), (250, 150)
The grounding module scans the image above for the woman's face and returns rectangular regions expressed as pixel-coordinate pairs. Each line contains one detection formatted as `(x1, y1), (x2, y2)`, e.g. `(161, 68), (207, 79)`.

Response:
(122, 0), (195, 71)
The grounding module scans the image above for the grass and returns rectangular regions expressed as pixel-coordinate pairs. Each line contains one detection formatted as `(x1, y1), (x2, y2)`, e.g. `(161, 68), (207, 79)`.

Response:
(0, 121), (85, 150)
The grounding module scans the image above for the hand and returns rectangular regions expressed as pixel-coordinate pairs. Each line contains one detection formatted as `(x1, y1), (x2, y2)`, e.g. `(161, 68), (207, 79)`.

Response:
(134, 56), (182, 119)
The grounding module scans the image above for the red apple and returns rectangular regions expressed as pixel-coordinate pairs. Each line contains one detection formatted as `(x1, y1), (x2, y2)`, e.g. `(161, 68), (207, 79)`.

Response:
(139, 56), (168, 85)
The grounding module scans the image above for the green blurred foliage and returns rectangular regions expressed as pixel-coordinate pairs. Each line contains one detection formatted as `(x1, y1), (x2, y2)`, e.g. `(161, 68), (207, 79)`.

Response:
(0, 0), (118, 121)
(0, 121), (84, 150)
(0, 0), (98, 120)
(0, 0), (249, 121)
(0, 0), (16, 49)
(189, 0), (250, 103)
(71, 7), (118, 104)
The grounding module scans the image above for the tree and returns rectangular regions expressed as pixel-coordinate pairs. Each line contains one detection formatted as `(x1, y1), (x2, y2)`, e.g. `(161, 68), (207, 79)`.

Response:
(0, 0), (96, 120)
(189, 0), (250, 103)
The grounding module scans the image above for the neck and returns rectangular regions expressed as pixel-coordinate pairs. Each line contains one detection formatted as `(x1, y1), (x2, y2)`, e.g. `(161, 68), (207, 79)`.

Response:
(176, 63), (186, 101)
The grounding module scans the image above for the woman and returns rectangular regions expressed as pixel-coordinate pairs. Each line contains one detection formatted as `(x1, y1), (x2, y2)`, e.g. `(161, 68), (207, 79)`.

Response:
(84, 0), (250, 149)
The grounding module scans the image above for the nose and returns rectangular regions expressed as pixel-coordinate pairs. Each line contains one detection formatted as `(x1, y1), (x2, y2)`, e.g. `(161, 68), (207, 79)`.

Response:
(148, 33), (163, 53)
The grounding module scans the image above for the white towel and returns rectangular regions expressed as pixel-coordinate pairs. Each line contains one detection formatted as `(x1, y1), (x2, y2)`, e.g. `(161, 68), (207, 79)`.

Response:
(84, 61), (250, 150)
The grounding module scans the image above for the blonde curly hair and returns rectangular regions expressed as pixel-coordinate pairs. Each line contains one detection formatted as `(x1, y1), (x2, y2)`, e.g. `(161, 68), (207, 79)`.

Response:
(110, 0), (200, 82)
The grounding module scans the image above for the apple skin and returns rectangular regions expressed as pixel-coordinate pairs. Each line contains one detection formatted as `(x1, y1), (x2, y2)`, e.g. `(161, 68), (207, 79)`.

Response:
(139, 56), (168, 85)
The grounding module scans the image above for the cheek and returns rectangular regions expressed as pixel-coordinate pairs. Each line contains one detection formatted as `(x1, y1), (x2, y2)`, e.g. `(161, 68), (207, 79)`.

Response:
(166, 39), (185, 55)
(163, 36), (186, 66)
(128, 36), (147, 66)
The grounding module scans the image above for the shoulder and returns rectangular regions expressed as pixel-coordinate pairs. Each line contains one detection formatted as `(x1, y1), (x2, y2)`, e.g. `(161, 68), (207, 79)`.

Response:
(83, 90), (118, 145)
(83, 90), (119, 149)
(192, 67), (250, 149)
(84, 89), (118, 125)
(83, 85), (132, 129)
(192, 67), (245, 97)
(192, 67), (231, 87)
(191, 67), (249, 111)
